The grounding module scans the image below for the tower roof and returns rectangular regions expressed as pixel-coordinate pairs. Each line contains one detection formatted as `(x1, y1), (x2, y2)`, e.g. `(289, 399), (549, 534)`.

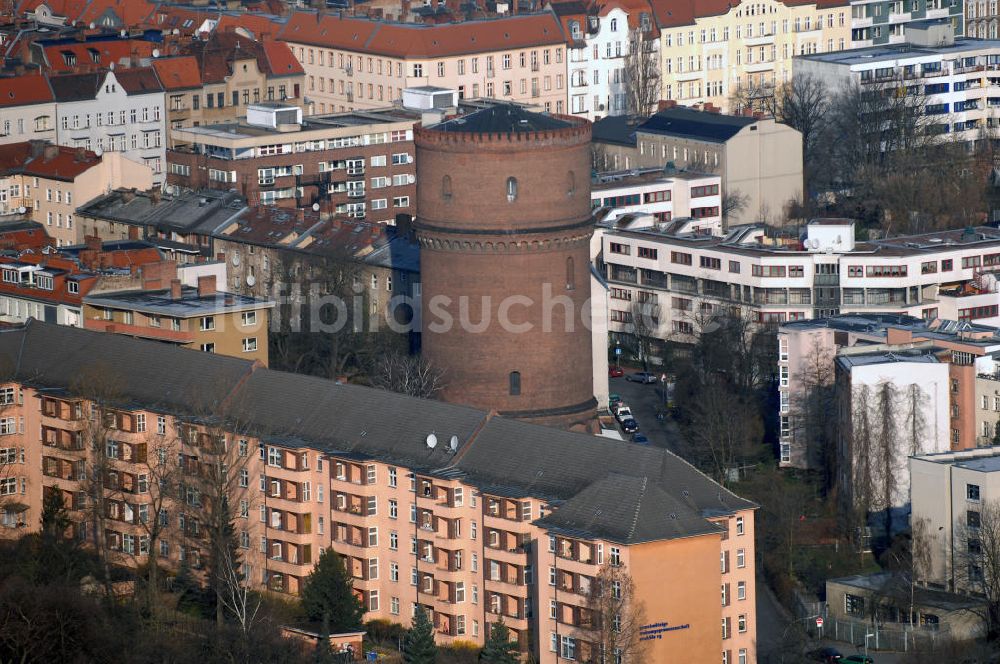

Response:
(432, 104), (572, 134)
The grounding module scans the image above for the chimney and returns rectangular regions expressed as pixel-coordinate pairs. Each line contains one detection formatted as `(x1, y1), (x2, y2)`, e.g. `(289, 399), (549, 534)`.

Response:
(657, 99), (677, 112)
(197, 274), (216, 297)
(74, 146), (87, 162)
(85, 235), (101, 252)
(395, 213), (413, 241)
(128, 225), (139, 240)
(150, 189), (162, 205)
(43, 144), (59, 161)
(295, 208), (305, 222)
(170, 278), (182, 300)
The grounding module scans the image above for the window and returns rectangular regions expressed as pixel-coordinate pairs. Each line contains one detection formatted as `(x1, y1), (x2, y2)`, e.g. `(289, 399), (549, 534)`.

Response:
(242, 338), (258, 353)
(736, 516), (745, 535)
(969, 484), (982, 501)
(845, 593), (865, 616)
(241, 311), (256, 326)
(638, 247), (658, 259)
(671, 251), (692, 266)
(388, 467), (397, 487)
(736, 548), (746, 568)
(700, 256), (721, 270)
(610, 546), (621, 566)
(200, 316), (215, 331)
(506, 177), (518, 202)
(367, 527), (378, 546)
(737, 580), (746, 600)
(509, 371), (521, 396)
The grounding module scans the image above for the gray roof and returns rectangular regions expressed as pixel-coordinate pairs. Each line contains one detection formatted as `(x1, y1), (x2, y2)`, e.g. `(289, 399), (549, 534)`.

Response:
(83, 286), (273, 317)
(76, 189), (247, 236)
(0, 320), (754, 544)
(431, 103), (572, 134)
(637, 107), (757, 143)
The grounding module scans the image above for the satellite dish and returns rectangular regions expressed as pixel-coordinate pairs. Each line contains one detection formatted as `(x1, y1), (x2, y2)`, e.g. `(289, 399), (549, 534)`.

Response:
(17, 206), (26, 214)
(246, 274), (256, 287)
(426, 433), (438, 449)
(449, 435), (458, 452)
(120, 29), (127, 37)
(88, 21), (95, 29)
(312, 203), (320, 211)
(172, 28), (179, 35)
(152, 48), (160, 58)
(232, 253), (240, 266)
(94, 147), (103, 156)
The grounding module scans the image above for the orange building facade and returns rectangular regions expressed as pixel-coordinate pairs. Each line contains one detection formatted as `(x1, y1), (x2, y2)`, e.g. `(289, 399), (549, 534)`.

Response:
(0, 320), (756, 663)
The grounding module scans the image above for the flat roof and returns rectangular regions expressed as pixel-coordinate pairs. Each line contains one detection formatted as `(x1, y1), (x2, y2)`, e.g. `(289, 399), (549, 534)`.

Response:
(84, 287), (274, 317)
(798, 37), (1000, 66)
(175, 108), (415, 140)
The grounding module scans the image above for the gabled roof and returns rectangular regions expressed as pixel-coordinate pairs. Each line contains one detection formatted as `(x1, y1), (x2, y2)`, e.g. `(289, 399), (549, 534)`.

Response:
(114, 66), (162, 94)
(151, 55), (202, 90)
(0, 74), (55, 108)
(262, 41), (304, 77)
(181, 32), (302, 84)
(0, 319), (756, 545)
(278, 12), (566, 58)
(41, 39), (155, 74)
(215, 14), (282, 40)
(47, 70), (102, 102)
(0, 142), (103, 181)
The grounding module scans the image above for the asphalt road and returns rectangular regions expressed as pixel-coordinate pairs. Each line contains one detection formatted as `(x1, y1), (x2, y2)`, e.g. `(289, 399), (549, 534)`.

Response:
(607, 374), (682, 453)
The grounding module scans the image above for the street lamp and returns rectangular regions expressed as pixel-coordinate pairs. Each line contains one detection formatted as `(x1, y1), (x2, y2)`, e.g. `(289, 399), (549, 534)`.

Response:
(778, 615), (820, 664)
(863, 632), (875, 662)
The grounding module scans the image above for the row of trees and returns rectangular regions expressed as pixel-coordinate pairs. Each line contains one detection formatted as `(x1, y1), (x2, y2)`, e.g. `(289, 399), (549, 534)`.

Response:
(753, 74), (996, 233)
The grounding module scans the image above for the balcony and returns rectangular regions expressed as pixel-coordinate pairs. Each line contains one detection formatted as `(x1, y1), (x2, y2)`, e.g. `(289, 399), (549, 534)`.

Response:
(347, 190), (365, 198)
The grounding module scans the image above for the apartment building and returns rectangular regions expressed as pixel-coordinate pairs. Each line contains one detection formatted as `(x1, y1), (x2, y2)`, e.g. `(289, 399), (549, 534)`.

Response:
(211, 206), (420, 325)
(167, 103), (416, 220)
(0, 141), (153, 246)
(0, 74), (57, 146)
(778, 314), (1000, 468)
(278, 12), (569, 114)
(796, 20), (999, 144)
(82, 273), (274, 364)
(0, 319), (757, 664)
(50, 67), (167, 185)
(591, 168), (723, 228)
(551, 0), (659, 121)
(849, 0), (963, 47)
(910, 447), (1000, 594)
(593, 104), (803, 226)
(152, 32), (305, 137)
(648, 0), (851, 112)
(966, 0), (997, 38)
(76, 188), (248, 263)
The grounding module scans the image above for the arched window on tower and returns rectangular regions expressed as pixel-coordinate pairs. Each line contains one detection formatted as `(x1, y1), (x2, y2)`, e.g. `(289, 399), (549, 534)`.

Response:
(566, 256), (575, 291)
(442, 175), (453, 201)
(509, 371), (521, 396)
(567, 170), (576, 197)
(506, 177), (518, 202)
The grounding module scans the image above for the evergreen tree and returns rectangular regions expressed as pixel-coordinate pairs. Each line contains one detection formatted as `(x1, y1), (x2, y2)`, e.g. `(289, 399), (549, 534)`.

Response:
(313, 613), (336, 664)
(300, 548), (364, 632)
(41, 489), (70, 537)
(479, 619), (518, 664)
(402, 606), (436, 664)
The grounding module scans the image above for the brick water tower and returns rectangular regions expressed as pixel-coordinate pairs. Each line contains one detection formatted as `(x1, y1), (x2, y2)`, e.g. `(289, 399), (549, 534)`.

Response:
(415, 105), (596, 430)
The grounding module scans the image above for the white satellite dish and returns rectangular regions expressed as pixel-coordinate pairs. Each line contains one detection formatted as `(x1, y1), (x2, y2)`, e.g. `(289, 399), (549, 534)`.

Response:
(312, 203), (320, 211)
(88, 22), (95, 29)
(94, 147), (103, 157)
(449, 435), (458, 452)
(152, 48), (160, 58)
(426, 433), (438, 449)
(246, 274), (256, 287)
(17, 206), (26, 214)
(232, 253), (240, 266)
(120, 29), (127, 37)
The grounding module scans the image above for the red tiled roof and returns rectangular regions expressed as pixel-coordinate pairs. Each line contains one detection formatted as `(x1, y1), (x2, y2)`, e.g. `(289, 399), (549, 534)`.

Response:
(0, 142), (103, 181)
(0, 223), (52, 252)
(42, 39), (155, 73)
(151, 55), (202, 90)
(648, 0), (846, 27)
(262, 41), (304, 77)
(0, 74), (54, 108)
(77, 0), (157, 27)
(216, 13), (281, 40)
(114, 66), (163, 94)
(278, 12), (566, 58)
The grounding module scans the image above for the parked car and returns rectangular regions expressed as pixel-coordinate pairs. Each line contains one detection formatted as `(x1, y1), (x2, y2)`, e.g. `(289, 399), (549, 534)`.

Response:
(608, 393), (623, 410)
(842, 657), (873, 664)
(621, 418), (639, 433)
(614, 406), (633, 422)
(631, 433), (649, 445)
(609, 366), (624, 378)
(807, 647), (842, 663)
(626, 371), (657, 384)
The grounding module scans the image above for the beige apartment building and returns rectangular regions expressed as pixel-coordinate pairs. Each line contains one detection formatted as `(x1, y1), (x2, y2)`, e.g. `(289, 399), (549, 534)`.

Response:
(0, 320), (758, 664)
(651, 0), (851, 111)
(278, 12), (570, 114)
(0, 141), (153, 247)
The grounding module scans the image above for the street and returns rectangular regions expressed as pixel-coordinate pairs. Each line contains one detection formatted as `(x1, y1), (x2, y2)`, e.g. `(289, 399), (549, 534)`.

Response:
(607, 373), (683, 452)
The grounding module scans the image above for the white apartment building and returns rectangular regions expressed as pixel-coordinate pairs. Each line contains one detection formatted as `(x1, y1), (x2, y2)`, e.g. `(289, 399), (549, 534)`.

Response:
(911, 447), (1000, 594)
(848, 0), (963, 48)
(558, 4), (658, 121)
(50, 69), (167, 186)
(600, 219), (1000, 356)
(797, 20), (998, 144)
(591, 168), (723, 229)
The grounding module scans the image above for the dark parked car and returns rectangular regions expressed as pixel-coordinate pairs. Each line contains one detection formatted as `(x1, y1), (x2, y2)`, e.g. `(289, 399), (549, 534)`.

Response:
(621, 418), (639, 433)
(626, 371), (657, 384)
(631, 433), (649, 445)
(807, 647), (842, 663)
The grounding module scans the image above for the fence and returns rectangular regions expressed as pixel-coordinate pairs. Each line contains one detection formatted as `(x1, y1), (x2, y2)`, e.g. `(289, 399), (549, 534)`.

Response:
(792, 594), (953, 652)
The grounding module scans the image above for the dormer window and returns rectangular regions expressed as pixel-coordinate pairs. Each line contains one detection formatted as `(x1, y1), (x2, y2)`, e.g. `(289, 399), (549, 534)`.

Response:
(88, 48), (100, 63)
(67, 281), (79, 294)
(62, 51), (76, 66)
(569, 20), (582, 39)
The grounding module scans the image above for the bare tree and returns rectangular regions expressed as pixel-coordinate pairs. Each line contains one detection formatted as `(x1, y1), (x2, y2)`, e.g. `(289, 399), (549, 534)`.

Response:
(628, 300), (660, 371)
(955, 498), (1000, 637)
(874, 381), (900, 537)
(369, 353), (445, 399)
(585, 564), (648, 664)
(622, 27), (660, 119)
(721, 189), (750, 227)
(768, 75), (832, 195)
(903, 383), (929, 457)
(909, 516), (933, 631)
(728, 79), (774, 115)
(846, 383), (876, 547)
(216, 541), (262, 638)
(682, 376), (763, 486)
(789, 338), (836, 477)
(133, 429), (181, 614)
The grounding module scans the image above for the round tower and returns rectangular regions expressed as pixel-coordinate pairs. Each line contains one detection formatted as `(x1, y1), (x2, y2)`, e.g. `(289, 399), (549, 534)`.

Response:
(415, 105), (596, 430)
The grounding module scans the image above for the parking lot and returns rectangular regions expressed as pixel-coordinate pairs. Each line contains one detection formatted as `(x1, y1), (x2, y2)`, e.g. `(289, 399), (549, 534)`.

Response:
(607, 372), (683, 453)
